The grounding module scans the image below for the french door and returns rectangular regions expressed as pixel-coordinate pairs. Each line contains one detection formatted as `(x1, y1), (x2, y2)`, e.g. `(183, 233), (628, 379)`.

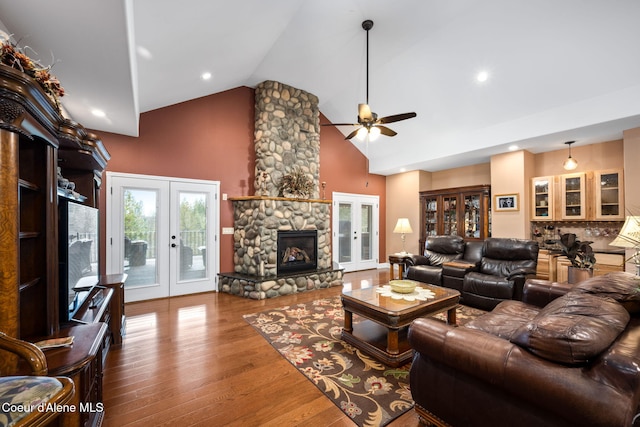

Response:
(106, 172), (219, 302)
(332, 192), (379, 272)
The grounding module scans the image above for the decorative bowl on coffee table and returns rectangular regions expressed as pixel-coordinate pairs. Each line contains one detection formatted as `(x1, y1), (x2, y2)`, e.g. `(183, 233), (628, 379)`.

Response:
(389, 280), (417, 294)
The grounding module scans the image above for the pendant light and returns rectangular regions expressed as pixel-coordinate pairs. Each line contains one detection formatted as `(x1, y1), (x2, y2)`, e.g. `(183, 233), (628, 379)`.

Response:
(563, 141), (578, 170)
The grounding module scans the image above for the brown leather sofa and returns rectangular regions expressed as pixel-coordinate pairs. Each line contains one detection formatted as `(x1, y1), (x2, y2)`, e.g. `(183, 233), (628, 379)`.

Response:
(408, 272), (640, 427)
(407, 237), (538, 309)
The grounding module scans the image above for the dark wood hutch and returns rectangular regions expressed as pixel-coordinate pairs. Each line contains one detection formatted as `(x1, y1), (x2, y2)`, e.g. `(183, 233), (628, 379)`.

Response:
(0, 65), (121, 426)
(418, 184), (491, 251)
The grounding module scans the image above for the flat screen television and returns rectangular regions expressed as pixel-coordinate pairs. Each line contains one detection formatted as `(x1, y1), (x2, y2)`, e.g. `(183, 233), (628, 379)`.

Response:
(59, 199), (99, 322)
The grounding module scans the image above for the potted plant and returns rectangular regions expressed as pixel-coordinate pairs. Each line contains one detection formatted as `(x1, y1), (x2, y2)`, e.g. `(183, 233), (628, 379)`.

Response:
(560, 233), (596, 284)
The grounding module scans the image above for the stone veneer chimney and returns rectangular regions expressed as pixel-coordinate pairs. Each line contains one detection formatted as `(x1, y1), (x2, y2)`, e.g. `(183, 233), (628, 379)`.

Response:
(253, 80), (320, 199)
(220, 81), (342, 299)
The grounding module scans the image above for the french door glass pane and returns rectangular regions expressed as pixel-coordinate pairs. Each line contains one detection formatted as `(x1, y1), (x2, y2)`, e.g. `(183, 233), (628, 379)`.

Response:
(339, 203), (352, 263)
(360, 204), (372, 261)
(178, 191), (207, 281)
(123, 188), (158, 288)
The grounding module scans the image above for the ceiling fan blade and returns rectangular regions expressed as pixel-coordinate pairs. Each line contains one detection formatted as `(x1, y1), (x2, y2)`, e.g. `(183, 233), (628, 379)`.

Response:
(358, 104), (373, 121)
(377, 112), (417, 124)
(345, 128), (361, 140)
(377, 125), (397, 137)
(321, 122), (359, 127)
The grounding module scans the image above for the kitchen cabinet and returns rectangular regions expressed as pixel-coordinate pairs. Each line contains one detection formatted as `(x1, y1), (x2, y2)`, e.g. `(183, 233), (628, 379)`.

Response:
(536, 249), (560, 281)
(560, 172), (587, 220)
(531, 169), (624, 222)
(531, 176), (554, 221)
(594, 169), (624, 220)
(556, 252), (624, 283)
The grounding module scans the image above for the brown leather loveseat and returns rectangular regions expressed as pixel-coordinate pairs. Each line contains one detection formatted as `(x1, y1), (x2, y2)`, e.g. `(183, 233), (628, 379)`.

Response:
(407, 237), (538, 310)
(408, 272), (640, 427)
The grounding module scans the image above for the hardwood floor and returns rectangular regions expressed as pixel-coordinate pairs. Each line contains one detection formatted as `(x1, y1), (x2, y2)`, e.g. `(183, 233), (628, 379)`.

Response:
(102, 268), (422, 427)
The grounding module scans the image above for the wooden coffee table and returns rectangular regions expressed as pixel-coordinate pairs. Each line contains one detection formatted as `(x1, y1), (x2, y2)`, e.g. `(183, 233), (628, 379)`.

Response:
(341, 283), (460, 367)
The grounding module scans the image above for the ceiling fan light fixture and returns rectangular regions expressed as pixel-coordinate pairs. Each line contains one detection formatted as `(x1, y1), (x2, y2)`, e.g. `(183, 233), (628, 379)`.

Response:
(563, 141), (578, 170)
(356, 126), (381, 141)
(356, 127), (368, 141)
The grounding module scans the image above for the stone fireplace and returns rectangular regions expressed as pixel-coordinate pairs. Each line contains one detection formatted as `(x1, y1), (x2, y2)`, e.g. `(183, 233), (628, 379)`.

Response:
(218, 80), (343, 299)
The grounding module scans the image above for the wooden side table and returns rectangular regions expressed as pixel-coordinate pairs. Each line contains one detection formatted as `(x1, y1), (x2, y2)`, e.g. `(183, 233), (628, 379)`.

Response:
(389, 253), (412, 280)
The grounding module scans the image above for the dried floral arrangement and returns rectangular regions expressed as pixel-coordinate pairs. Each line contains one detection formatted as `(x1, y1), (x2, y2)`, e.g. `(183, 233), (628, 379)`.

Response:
(278, 167), (314, 199)
(0, 32), (64, 110)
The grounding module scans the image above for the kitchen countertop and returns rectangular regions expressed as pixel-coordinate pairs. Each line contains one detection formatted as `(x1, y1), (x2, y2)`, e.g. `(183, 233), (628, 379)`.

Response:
(539, 246), (625, 255)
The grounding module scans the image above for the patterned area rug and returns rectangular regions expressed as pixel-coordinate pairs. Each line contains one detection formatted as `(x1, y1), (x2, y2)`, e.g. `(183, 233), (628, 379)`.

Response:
(244, 295), (485, 427)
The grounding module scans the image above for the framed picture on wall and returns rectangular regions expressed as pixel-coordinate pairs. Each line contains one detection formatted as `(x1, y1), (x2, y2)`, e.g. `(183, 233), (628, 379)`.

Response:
(495, 193), (519, 212)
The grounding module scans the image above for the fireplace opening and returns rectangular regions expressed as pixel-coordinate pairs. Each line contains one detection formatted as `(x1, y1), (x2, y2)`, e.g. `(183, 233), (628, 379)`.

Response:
(277, 230), (318, 275)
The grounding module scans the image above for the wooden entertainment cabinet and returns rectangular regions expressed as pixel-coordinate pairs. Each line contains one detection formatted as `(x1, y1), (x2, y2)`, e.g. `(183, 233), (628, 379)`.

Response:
(0, 65), (118, 426)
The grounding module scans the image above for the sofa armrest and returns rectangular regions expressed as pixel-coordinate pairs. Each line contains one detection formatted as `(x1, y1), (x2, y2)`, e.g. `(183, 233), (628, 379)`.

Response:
(442, 261), (478, 278)
(506, 267), (537, 280)
(409, 318), (519, 382)
(406, 254), (430, 266)
(522, 278), (573, 308)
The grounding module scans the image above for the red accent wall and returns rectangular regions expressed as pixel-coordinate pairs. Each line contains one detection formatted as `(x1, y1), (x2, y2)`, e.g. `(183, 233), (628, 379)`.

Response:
(98, 86), (386, 274)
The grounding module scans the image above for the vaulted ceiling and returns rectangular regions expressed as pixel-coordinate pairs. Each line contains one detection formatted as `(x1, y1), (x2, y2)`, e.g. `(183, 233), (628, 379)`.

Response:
(2, 0), (639, 174)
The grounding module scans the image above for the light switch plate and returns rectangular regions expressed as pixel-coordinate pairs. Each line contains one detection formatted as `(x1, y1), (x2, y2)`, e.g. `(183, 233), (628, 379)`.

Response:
(222, 227), (234, 235)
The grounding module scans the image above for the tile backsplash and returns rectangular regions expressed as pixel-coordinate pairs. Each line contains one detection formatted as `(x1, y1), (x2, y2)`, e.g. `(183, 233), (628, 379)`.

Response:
(531, 221), (625, 253)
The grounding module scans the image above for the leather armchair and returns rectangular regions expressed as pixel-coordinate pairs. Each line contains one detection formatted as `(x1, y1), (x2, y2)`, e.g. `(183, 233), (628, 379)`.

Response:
(462, 237), (539, 310)
(406, 235), (465, 285)
(408, 272), (640, 427)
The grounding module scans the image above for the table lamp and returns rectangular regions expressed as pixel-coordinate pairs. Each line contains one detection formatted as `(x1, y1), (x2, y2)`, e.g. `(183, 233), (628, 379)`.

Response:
(610, 215), (640, 276)
(393, 218), (413, 254)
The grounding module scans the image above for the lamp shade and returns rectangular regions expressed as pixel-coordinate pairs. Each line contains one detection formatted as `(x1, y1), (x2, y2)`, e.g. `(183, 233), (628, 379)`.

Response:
(368, 126), (381, 141)
(610, 216), (640, 248)
(563, 141), (578, 170)
(563, 156), (578, 170)
(393, 218), (413, 234)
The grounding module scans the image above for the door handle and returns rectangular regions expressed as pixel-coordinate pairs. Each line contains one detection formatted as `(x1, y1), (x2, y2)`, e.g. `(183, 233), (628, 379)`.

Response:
(171, 243), (177, 248)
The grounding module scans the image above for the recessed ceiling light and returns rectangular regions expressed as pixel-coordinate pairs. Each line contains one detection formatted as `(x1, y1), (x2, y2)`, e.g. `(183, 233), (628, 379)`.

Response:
(476, 71), (489, 82)
(508, 145), (519, 151)
(399, 168), (406, 173)
(91, 109), (106, 118)
(201, 72), (212, 81)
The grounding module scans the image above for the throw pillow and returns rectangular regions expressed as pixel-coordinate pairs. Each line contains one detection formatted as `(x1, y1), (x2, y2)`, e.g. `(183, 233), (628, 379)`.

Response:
(573, 272), (640, 313)
(511, 292), (629, 365)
